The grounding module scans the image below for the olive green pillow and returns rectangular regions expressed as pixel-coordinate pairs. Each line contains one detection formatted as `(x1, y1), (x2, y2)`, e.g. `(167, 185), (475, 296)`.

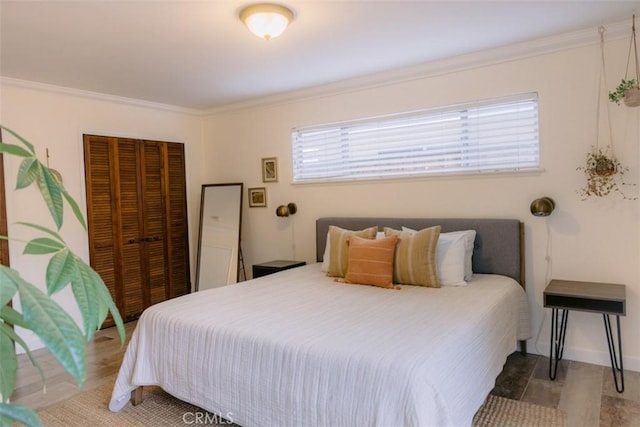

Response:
(327, 225), (378, 277)
(384, 226), (441, 287)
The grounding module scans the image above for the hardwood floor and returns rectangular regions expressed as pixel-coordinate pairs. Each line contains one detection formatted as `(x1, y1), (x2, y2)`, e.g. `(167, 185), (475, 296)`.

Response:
(491, 352), (640, 426)
(10, 324), (640, 426)
(10, 321), (136, 411)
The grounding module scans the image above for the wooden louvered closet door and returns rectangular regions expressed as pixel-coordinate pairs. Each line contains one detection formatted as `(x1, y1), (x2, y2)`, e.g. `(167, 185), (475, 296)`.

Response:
(165, 143), (190, 297)
(83, 135), (190, 325)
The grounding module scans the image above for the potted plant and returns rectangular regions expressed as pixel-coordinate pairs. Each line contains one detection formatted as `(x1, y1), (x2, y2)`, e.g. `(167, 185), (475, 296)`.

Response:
(609, 79), (640, 106)
(577, 146), (635, 200)
(0, 125), (125, 426)
(609, 15), (640, 107)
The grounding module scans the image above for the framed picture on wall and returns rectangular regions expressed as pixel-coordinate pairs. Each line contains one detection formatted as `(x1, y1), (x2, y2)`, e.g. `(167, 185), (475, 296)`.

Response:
(248, 187), (267, 207)
(262, 157), (278, 182)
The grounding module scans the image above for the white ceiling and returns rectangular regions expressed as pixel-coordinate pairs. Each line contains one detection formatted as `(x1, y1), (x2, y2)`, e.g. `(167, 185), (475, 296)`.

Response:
(1, 1), (638, 111)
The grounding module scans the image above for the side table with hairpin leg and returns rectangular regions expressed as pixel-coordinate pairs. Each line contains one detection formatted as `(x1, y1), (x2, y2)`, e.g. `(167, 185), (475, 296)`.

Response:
(543, 279), (626, 393)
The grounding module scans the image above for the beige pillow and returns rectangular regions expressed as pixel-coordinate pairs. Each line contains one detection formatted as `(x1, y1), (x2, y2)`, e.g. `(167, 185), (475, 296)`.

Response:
(344, 234), (398, 289)
(384, 226), (441, 287)
(327, 225), (378, 277)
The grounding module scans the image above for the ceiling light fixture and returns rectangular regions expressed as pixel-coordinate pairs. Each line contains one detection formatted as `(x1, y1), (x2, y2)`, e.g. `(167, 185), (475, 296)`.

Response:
(239, 3), (294, 40)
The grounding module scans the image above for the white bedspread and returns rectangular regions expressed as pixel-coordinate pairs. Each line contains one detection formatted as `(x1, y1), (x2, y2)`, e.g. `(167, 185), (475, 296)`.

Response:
(110, 263), (530, 427)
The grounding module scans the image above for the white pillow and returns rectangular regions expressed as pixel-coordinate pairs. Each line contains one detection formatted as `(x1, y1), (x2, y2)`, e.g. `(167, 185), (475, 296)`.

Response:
(321, 230), (385, 272)
(444, 230), (476, 281)
(402, 227), (476, 286)
(436, 232), (469, 286)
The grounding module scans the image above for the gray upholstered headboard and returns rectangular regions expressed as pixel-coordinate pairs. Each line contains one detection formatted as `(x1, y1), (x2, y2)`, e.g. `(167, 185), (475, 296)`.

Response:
(316, 217), (524, 286)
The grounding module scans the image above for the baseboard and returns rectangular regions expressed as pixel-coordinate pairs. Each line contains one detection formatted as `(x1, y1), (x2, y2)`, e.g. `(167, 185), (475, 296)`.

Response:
(529, 341), (640, 373)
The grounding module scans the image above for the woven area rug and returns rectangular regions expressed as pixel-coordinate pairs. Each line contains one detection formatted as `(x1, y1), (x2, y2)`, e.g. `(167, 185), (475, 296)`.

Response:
(38, 377), (567, 426)
(474, 395), (567, 426)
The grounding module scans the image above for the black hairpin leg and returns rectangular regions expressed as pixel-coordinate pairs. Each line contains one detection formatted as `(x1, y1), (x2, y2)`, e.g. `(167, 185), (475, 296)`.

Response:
(549, 308), (568, 380)
(603, 314), (624, 393)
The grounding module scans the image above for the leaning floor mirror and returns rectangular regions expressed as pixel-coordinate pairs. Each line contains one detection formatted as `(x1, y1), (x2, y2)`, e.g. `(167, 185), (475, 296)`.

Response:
(195, 183), (243, 291)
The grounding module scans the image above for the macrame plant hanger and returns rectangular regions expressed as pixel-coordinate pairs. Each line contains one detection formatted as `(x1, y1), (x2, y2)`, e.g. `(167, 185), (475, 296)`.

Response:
(576, 27), (634, 200)
(597, 26), (616, 163)
(577, 26), (637, 200)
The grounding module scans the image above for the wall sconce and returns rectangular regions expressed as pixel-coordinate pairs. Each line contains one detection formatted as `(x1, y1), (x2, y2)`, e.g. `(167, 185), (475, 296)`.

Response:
(239, 3), (294, 40)
(530, 197), (555, 217)
(276, 202), (297, 217)
(530, 196), (555, 354)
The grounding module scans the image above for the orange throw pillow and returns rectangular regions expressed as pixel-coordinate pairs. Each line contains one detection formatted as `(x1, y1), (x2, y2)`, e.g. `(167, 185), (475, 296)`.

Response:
(344, 234), (398, 289)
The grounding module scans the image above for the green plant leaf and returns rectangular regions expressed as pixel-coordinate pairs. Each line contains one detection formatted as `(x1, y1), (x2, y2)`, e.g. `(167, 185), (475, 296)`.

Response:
(0, 402), (42, 427)
(96, 297), (109, 330)
(36, 163), (64, 230)
(45, 250), (100, 340)
(15, 158), (39, 190)
(45, 249), (75, 295)
(0, 305), (27, 329)
(0, 143), (32, 158)
(0, 310), (46, 388)
(75, 255), (118, 341)
(61, 188), (87, 231)
(0, 125), (35, 155)
(0, 331), (17, 403)
(23, 237), (64, 255)
(0, 266), (17, 307)
(72, 256), (100, 341)
(17, 281), (86, 385)
(90, 269), (126, 345)
(16, 222), (64, 243)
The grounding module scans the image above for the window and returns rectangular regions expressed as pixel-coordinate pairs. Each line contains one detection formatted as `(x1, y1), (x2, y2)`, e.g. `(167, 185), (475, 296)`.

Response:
(292, 93), (539, 183)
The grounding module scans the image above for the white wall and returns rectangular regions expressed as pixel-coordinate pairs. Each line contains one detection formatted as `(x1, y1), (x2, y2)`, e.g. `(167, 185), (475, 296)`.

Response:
(202, 38), (640, 371)
(2, 31), (638, 372)
(0, 82), (205, 350)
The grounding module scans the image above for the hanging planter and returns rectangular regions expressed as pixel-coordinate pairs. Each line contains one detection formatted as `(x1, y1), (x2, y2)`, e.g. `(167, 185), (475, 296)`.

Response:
(593, 151), (617, 176)
(623, 85), (640, 107)
(578, 27), (637, 200)
(609, 79), (640, 106)
(609, 15), (640, 107)
(577, 147), (627, 199)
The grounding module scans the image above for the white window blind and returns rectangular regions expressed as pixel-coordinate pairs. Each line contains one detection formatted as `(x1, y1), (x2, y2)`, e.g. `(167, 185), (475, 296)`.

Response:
(292, 93), (539, 183)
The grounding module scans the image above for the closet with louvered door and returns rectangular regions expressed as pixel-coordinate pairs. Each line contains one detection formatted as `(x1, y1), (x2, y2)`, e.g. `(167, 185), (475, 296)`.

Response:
(83, 135), (190, 325)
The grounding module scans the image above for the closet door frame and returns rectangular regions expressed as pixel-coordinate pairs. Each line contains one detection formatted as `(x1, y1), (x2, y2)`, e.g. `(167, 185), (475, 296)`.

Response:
(0, 132), (10, 267)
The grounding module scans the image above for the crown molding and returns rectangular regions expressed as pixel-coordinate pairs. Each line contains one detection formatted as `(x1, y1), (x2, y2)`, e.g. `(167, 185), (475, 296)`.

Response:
(0, 77), (203, 116)
(204, 19), (631, 115)
(0, 18), (632, 116)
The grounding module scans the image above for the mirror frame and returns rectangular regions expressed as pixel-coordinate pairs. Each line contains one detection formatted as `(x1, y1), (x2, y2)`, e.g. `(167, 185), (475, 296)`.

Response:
(195, 183), (243, 291)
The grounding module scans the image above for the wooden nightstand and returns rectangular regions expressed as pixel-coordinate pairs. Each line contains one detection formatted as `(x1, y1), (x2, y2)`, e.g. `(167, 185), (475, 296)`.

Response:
(544, 279), (626, 393)
(252, 260), (306, 278)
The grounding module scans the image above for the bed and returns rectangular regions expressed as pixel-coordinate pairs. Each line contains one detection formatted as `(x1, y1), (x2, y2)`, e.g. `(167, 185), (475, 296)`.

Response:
(109, 217), (531, 426)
